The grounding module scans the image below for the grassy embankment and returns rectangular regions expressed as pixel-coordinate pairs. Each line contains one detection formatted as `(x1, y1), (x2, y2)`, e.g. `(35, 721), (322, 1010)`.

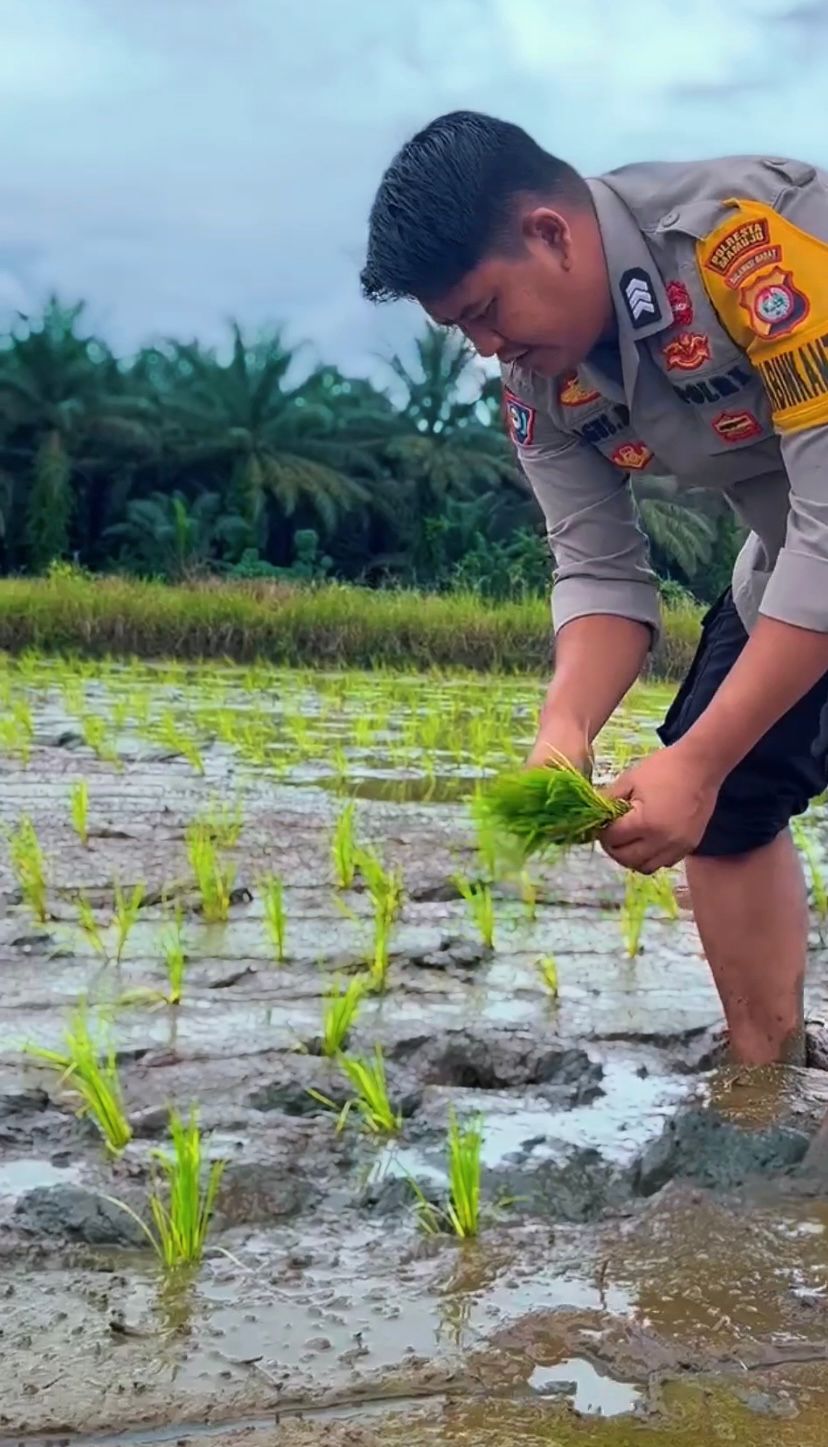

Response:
(0, 573), (701, 679)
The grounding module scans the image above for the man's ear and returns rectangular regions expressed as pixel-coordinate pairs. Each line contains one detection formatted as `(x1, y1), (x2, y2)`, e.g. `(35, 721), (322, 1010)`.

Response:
(522, 206), (571, 264)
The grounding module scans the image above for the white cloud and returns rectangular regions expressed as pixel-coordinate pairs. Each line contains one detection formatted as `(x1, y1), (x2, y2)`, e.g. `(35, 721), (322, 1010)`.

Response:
(0, 0), (826, 373)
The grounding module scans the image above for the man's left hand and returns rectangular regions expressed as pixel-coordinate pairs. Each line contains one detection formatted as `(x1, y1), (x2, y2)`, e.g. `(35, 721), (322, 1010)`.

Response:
(601, 743), (722, 873)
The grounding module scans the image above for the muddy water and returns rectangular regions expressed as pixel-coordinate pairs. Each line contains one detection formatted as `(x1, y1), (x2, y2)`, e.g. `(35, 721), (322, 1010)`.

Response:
(1, 662), (828, 1445)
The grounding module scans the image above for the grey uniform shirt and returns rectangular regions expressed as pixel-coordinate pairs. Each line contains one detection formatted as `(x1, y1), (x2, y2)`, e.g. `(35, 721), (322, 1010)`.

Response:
(502, 155), (828, 638)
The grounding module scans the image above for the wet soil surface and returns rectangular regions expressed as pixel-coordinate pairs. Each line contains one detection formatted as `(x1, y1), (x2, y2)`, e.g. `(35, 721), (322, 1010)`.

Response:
(2, 666), (828, 1445)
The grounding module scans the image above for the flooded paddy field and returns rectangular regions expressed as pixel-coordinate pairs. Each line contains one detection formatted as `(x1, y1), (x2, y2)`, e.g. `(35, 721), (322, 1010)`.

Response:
(2, 655), (828, 1446)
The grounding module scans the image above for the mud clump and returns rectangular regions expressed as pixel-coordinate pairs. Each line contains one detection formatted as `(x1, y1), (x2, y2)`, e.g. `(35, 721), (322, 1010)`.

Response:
(215, 1161), (310, 1223)
(633, 1109), (810, 1196)
(14, 1184), (147, 1246)
(391, 1028), (603, 1099)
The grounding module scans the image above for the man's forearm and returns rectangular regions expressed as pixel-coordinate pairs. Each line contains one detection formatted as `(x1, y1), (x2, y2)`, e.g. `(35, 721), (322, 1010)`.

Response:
(540, 614), (652, 742)
(678, 615), (828, 782)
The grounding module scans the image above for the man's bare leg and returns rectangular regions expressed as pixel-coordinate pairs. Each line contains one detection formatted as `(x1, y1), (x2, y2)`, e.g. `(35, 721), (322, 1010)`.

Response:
(685, 829), (807, 1065)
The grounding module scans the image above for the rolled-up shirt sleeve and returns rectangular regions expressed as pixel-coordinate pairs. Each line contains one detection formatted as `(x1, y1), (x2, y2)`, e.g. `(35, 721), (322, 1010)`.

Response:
(515, 407), (660, 635)
(761, 425), (828, 630)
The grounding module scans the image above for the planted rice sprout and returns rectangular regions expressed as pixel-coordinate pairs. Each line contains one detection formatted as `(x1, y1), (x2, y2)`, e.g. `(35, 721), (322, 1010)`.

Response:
(320, 974), (367, 1057)
(161, 908), (187, 1004)
(536, 954), (559, 997)
(27, 1005), (132, 1155)
(81, 712), (120, 766)
(356, 847), (404, 992)
(186, 824), (235, 923)
(334, 1046), (401, 1135)
(8, 816), (48, 922)
(261, 873), (288, 963)
(484, 753), (628, 858)
(649, 869), (680, 920)
(520, 870), (539, 924)
(331, 801), (358, 888)
(69, 779), (90, 847)
(113, 881), (145, 965)
(411, 1110), (484, 1239)
(111, 1109), (225, 1269)
(621, 871), (651, 957)
(77, 893), (108, 958)
(455, 874), (496, 950)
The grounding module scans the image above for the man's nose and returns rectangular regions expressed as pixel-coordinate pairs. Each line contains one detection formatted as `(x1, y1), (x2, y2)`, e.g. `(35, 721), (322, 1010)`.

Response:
(462, 323), (504, 359)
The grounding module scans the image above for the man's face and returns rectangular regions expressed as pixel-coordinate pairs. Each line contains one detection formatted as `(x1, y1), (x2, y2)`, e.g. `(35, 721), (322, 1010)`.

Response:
(424, 205), (611, 378)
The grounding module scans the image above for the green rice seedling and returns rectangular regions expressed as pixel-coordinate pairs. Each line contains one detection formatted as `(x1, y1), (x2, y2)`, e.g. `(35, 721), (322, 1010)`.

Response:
(112, 881), (145, 965)
(27, 1006), (132, 1155)
(320, 974), (367, 1057)
(161, 908), (187, 1004)
(0, 710), (31, 764)
(260, 873), (287, 962)
(520, 870), (538, 924)
(484, 754), (629, 858)
(70, 779), (90, 847)
(157, 709), (204, 774)
(8, 817), (48, 922)
(328, 1046), (401, 1135)
(649, 869), (680, 920)
(356, 847), (404, 991)
(77, 893), (107, 958)
(331, 801), (358, 889)
(621, 871), (650, 957)
(185, 825), (235, 923)
(81, 712), (120, 766)
(410, 1111), (484, 1239)
(205, 798), (243, 849)
(111, 1109), (225, 1269)
(536, 954), (559, 998)
(471, 796), (500, 882)
(793, 818), (828, 933)
(455, 874), (495, 950)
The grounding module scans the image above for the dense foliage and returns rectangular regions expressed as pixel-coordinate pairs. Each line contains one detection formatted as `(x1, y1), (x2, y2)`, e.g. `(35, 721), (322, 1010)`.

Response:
(0, 299), (740, 600)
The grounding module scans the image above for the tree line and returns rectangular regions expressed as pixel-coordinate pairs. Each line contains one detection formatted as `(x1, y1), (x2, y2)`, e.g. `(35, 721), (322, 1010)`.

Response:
(0, 298), (740, 599)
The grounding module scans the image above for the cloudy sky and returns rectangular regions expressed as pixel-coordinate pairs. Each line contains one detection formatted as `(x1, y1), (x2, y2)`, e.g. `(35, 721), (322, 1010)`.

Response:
(1, 0), (827, 377)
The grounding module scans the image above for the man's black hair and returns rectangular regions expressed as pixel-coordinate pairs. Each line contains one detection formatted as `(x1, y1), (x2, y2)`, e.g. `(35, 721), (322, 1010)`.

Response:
(361, 110), (588, 304)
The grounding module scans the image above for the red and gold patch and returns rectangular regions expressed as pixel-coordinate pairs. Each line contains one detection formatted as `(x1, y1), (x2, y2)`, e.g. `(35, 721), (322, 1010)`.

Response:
(666, 279), (693, 327)
(611, 441), (653, 471)
(557, 372), (600, 407)
(662, 333), (711, 372)
(739, 266), (810, 340)
(712, 409), (762, 443)
(705, 216), (771, 277)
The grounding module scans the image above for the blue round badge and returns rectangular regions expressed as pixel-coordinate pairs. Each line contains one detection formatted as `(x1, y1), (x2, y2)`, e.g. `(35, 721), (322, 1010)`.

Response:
(755, 283), (794, 324)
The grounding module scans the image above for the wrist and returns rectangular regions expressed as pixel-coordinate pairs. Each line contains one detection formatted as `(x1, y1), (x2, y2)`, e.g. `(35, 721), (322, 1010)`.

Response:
(669, 728), (732, 788)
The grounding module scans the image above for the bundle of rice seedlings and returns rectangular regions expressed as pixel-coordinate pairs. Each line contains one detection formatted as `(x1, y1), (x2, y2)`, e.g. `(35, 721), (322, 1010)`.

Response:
(483, 752), (628, 858)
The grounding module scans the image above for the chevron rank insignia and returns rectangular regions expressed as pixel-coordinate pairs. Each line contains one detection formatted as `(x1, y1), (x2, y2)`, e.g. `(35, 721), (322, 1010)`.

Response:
(503, 389), (536, 446)
(621, 268), (662, 330)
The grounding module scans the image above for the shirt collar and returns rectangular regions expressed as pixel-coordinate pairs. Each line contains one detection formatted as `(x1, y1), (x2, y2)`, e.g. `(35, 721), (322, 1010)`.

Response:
(586, 177), (672, 397)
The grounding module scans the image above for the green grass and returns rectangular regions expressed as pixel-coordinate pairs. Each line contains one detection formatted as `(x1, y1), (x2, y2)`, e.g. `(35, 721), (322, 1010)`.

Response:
(27, 1006), (132, 1155)
(621, 871), (650, 957)
(161, 908), (187, 1004)
(112, 881), (145, 965)
(8, 816), (49, 922)
(320, 974), (367, 1057)
(484, 755), (629, 857)
(111, 1109), (225, 1269)
(0, 573), (700, 678)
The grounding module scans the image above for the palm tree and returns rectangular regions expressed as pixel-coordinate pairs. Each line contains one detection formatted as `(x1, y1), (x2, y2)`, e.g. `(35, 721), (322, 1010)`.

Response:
(150, 327), (385, 558)
(633, 477), (716, 582)
(0, 298), (156, 571)
(383, 325), (521, 505)
(105, 491), (247, 580)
